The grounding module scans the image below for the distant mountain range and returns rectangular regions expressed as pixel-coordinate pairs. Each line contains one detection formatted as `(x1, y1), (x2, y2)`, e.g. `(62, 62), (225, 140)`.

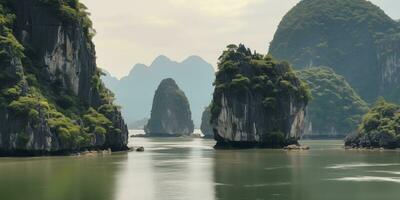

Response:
(102, 55), (215, 128)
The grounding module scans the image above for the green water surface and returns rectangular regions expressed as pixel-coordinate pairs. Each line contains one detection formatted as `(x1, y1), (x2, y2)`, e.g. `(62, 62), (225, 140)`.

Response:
(1, 138), (400, 200)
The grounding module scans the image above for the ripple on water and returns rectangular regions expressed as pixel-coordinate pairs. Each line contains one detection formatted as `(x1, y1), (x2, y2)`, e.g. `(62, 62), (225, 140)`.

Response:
(329, 176), (400, 183)
(243, 182), (291, 187)
(326, 163), (400, 169)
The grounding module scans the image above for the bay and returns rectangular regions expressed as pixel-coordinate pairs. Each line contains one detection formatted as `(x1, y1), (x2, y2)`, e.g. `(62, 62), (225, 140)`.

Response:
(1, 134), (400, 200)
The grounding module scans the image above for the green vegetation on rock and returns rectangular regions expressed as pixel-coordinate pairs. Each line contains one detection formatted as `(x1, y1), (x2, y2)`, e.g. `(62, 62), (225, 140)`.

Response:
(212, 44), (310, 123)
(211, 44), (310, 148)
(36, 0), (95, 38)
(298, 67), (369, 136)
(345, 99), (400, 149)
(0, 0), (127, 154)
(269, 0), (399, 102)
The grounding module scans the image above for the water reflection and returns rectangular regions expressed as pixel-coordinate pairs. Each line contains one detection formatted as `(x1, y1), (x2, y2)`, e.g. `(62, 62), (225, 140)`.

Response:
(213, 149), (294, 200)
(0, 153), (127, 200)
(2, 139), (400, 200)
(116, 138), (215, 200)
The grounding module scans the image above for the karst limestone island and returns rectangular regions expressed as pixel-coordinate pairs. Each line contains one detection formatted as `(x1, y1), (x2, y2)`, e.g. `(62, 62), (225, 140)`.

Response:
(0, 0), (128, 156)
(145, 78), (194, 137)
(269, 0), (400, 104)
(210, 44), (310, 148)
(267, 0), (400, 139)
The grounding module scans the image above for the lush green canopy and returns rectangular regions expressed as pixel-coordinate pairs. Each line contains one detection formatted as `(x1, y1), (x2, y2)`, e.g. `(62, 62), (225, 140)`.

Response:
(298, 67), (369, 136)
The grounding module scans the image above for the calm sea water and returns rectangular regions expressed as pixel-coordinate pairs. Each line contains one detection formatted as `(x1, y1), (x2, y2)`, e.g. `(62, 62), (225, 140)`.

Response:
(1, 131), (400, 200)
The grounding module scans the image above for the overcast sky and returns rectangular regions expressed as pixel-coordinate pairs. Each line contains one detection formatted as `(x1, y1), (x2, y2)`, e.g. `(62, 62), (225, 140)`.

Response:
(80, 0), (400, 78)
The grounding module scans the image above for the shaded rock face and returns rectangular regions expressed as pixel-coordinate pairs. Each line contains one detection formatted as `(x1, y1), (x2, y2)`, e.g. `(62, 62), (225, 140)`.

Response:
(145, 78), (194, 136)
(298, 67), (369, 138)
(15, 0), (94, 100)
(211, 44), (309, 148)
(0, 0), (128, 155)
(269, 0), (399, 103)
(200, 106), (213, 138)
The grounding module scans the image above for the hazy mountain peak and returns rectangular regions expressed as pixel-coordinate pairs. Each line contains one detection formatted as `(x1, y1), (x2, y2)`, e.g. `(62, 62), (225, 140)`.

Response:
(128, 63), (148, 77)
(101, 55), (215, 128)
(182, 55), (213, 67)
(151, 55), (175, 67)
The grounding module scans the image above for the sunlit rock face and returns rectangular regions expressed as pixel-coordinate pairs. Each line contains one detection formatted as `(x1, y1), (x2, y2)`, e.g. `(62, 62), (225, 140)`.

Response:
(211, 44), (309, 148)
(145, 78), (194, 136)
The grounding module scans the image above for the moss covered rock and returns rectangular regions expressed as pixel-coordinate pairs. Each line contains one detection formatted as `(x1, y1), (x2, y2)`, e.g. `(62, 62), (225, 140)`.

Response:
(145, 78), (194, 136)
(211, 44), (310, 148)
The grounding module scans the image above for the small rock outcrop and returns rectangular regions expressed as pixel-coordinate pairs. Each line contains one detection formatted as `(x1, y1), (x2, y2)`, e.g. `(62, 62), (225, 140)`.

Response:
(211, 44), (310, 148)
(200, 106), (213, 138)
(145, 78), (194, 136)
(0, 0), (128, 156)
(345, 99), (400, 149)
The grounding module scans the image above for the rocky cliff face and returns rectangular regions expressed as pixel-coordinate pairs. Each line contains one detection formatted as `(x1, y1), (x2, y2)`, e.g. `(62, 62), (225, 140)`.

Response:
(0, 0), (128, 155)
(200, 106), (213, 138)
(145, 78), (194, 136)
(211, 44), (310, 148)
(377, 33), (400, 102)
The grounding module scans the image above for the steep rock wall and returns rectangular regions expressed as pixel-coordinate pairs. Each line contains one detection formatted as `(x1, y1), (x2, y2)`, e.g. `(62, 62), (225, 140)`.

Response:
(211, 44), (309, 148)
(0, 0), (128, 155)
